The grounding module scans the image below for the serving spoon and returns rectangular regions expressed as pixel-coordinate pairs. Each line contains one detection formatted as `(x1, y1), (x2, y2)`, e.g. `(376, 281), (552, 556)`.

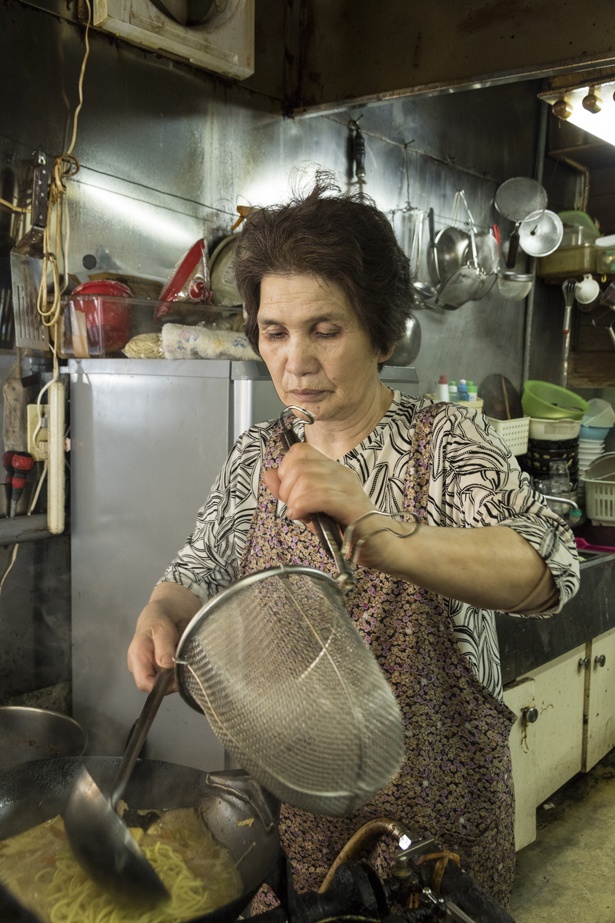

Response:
(63, 668), (173, 904)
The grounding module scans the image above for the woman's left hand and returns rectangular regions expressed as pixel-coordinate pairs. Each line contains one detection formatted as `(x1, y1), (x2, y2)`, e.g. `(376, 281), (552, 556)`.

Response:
(263, 442), (375, 531)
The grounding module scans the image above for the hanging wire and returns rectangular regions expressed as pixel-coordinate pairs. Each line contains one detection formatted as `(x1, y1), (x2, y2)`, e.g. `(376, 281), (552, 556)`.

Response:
(34, 0), (91, 384)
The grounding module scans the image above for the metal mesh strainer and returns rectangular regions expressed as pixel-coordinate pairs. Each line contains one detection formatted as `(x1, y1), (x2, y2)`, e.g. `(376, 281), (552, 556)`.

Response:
(175, 563), (405, 817)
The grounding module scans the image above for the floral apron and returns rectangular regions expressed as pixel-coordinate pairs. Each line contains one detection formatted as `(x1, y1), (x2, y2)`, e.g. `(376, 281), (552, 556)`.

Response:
(240, 405), (517, 908)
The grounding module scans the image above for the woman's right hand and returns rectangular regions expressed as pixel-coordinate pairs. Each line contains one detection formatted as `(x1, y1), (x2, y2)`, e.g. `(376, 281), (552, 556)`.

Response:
(127, 582), (202, 692)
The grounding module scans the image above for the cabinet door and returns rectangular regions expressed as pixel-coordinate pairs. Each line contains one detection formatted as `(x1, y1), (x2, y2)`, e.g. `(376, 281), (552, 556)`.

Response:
(584, 626), (615, 771)
(503, 677), (538, 851)
(525, 645), (586, 806)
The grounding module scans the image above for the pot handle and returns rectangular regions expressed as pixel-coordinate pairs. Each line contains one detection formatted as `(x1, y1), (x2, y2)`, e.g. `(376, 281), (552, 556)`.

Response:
(203, 770), (280, 832)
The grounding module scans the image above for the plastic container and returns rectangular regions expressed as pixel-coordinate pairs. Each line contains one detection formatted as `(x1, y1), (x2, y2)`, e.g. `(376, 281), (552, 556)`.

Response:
(595, 248), (615, 274)
(558, 211), (601, 235)
(561, 226), (600, 247)
(579, 424), (612, 441)
(436, 375), (449, 402)
(582, 399), (615, 429)
(521, 436), (578, 483)
(528, 418), (581, 441)
(454, 398), (484, 412)
(536, 245), (597, 277)
(487, 416), (530, 456)
(521, 381), (589, 421)
(581, 453), (615, 526)
(60, 295), (242, 358)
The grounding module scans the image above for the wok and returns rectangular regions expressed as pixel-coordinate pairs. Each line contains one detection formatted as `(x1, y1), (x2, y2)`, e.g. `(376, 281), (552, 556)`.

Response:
(0, 757), (281, 923)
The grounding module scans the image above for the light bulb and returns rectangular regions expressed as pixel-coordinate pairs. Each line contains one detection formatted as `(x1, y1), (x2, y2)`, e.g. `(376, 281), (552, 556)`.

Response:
(552, 98), (572, 119)
(582, 88), (603, 114)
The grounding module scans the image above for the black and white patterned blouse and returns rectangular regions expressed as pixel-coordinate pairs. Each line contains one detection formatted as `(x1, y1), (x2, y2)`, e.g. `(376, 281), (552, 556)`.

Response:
(162, 391), (580, 699)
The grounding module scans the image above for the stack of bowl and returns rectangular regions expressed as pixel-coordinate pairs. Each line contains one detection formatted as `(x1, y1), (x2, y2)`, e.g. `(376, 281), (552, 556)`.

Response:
(577, 399), (615, 504)
(520, 381), (589, 490)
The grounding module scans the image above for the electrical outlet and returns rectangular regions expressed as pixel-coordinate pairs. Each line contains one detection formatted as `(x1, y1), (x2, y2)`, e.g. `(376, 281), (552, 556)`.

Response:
(27, 404), (49, 461)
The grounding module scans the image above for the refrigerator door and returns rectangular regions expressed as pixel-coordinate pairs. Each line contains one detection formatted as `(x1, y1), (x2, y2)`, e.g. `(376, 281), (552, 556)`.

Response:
(69, 359), (418, 769)
(69, 359), (281, 769)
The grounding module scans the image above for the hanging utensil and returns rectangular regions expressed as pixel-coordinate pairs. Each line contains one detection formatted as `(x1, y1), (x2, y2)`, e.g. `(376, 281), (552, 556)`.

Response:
(349, 118), (366, 200)
(426, 206), (440, 284)
(10, 149), (50, 351)
(429, 226), (470, 286)
(494, 177), (548, 269)
(497, 271), (533, 301)
(435, 191), (495, 309)
(390, 313), (421, 365)
(410, 210), (438, 309)
(518, 209), (563, 258)
(474, 226), (500, 276)
(174, 407), (404, 817)
(63, 668), (173, 903)
(0, 168), (15, 351)
(561, 278), (576, 388)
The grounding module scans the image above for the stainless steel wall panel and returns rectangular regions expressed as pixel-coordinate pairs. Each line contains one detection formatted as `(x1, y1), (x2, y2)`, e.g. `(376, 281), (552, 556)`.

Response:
(0, 0), (572, 714)
(69, 359), (234, 767)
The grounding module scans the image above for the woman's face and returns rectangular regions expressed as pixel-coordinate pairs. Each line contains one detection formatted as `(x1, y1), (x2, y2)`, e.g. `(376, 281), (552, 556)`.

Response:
(257, 273), (390, 423)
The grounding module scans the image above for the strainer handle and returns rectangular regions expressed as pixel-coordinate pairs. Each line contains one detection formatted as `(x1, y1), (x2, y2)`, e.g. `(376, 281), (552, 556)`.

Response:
(281, 408), (356, 588)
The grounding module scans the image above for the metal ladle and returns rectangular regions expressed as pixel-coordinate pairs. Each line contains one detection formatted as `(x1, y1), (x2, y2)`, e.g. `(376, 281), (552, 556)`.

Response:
(561, 278), (576, 388)
(411, 209), (440, 308)
(63, 668), (173, 904)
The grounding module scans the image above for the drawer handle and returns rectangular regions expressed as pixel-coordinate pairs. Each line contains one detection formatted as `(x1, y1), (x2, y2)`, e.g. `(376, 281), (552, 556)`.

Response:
(522, 706), (539, 724)
(595, 654), (607, 668)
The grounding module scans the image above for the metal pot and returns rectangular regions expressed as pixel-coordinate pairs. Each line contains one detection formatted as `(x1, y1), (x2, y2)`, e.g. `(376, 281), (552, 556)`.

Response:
(0, 707), (87, 771)
(0, 757), (281, 923)
(497, 271), (533, 301)
(428, 226), (470, 285)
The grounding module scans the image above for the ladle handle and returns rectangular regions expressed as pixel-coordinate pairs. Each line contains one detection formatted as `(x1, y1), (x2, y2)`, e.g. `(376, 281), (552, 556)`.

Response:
(110, 668), (173, 805)
(507, 230), (520, 268)
(281, 408), (356, 588)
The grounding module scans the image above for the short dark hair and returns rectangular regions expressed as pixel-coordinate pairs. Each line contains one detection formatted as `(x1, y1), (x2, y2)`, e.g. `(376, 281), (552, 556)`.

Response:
(233, 174), (414, 357)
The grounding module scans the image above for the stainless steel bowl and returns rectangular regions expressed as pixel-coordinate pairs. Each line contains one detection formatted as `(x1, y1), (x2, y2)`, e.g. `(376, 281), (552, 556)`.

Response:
(389, 315), (421, 366)
(0, 706), (87, 770)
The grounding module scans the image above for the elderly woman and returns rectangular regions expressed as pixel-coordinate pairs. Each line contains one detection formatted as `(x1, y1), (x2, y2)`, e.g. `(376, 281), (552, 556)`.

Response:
(127, 178), (580, 907)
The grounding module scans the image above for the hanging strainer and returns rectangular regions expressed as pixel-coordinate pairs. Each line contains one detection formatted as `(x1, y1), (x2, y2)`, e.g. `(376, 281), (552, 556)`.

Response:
(494, 177), (548, 268)
(174, 407), (405, 816)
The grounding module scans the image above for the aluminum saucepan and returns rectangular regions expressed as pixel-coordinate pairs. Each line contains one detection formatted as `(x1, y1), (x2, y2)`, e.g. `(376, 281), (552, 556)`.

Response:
(0, 757), (281, 923)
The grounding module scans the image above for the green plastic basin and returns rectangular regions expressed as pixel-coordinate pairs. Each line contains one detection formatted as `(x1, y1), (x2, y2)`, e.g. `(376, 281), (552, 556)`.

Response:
(521, 380), (589, 421)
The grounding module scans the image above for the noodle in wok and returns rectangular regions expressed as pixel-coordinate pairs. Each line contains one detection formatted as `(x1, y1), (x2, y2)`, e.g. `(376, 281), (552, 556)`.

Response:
(0, 810), (243, 923)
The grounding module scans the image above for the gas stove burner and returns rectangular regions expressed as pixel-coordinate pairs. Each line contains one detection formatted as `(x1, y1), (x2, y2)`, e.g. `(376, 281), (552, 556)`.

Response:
(247, 834), (516, 923)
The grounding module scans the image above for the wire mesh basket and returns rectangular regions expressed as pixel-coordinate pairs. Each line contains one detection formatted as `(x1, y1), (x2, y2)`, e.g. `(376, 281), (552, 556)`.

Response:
(175, 565), (405, 817)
